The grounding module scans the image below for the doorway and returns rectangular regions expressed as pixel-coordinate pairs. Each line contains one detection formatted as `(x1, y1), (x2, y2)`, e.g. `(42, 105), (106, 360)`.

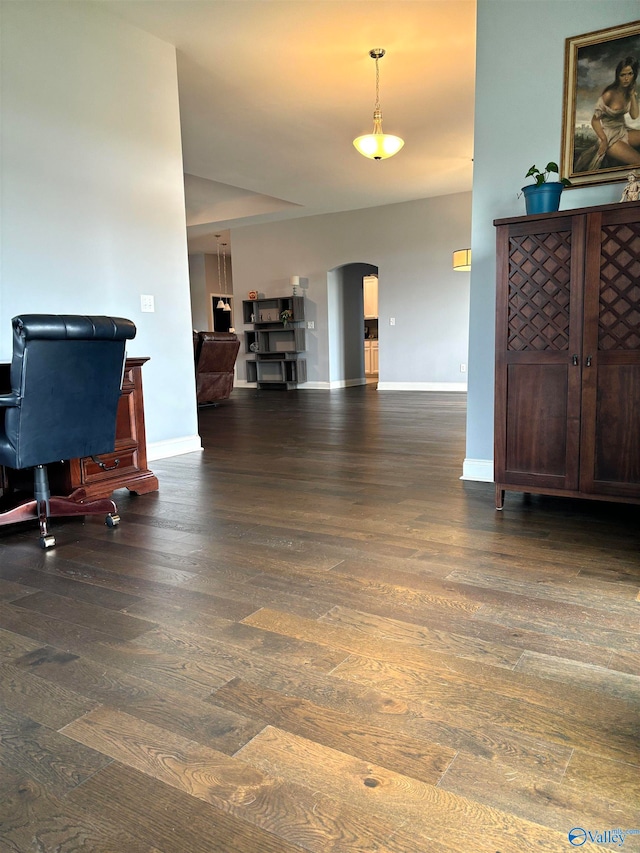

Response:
(211, 295), (235, 332)
(327, 262), (379, 388)
(363, 274), (379, 382)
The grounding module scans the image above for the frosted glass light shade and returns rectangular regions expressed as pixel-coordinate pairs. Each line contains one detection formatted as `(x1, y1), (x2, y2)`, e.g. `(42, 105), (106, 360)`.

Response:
(353, 132), (404, 160)
(353, 109), (403, 160)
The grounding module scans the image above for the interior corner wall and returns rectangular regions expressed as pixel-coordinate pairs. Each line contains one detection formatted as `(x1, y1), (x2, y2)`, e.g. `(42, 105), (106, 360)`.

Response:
(0, 1), (200, 458)
(189, 254), (209, 331)
(466, 0), (640, 481)
(326, 268), (343, 384)
(231, 192), (471, 389)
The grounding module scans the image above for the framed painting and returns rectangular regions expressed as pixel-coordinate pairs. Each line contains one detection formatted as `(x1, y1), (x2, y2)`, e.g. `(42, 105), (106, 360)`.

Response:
(561, 20), (640, 188)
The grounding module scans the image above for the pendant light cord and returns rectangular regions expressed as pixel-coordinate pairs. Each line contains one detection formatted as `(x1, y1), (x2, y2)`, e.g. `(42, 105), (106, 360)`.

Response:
(216, 234), (222, 291)
(222, 243), (228, 299)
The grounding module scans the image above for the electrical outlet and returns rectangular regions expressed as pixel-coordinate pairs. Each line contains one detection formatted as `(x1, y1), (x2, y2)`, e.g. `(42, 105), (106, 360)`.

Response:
(307, 320), (315, 329)
(460, 363), (467, 373)
(140, 294), (155, 313)
(389, 317), (396, 326)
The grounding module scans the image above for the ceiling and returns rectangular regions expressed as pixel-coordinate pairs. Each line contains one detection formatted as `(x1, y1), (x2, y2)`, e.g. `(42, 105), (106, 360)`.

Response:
(98, 0), (477, 252)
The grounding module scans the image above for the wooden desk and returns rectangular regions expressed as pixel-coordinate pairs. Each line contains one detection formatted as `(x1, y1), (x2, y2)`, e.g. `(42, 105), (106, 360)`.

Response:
(0, 356), (158, 501)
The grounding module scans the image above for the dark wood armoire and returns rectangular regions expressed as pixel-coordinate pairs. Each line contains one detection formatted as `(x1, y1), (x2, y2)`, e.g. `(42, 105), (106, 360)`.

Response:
(494, 200), (640, 509)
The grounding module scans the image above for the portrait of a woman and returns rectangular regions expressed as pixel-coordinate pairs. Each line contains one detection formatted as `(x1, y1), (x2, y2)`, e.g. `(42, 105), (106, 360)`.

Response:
(564, 23), (640, 185)
(575, 56), (640, 171)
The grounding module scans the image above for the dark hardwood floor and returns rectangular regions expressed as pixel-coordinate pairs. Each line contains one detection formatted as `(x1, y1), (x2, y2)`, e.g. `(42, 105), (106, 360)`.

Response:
(1, 387), (639, 853)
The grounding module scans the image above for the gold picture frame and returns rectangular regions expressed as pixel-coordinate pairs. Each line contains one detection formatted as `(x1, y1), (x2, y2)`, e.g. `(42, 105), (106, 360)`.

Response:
(561, 20), (640, 188)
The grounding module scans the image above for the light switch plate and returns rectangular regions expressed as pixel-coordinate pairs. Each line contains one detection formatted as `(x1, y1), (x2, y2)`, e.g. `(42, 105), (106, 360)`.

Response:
(140, 294), (155, 313)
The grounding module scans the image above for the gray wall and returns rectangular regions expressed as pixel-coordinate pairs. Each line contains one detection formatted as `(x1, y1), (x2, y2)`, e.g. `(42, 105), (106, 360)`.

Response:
(1, 1), (201, 460)
(189, 254), (208, 331)
(232, 192), (472, 390)
(189, 252), (235, 331)
(465, 0), (640, 482)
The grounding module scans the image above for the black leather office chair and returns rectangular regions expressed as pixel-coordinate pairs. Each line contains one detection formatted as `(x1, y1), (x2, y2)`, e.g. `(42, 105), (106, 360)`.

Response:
(0, 314), (136, 548)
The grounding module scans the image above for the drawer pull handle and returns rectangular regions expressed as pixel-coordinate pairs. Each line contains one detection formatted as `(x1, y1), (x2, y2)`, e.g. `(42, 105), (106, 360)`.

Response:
(585, 355), (592, 367)
(572, 354), (579, 366)
(90, 455), (120, 472)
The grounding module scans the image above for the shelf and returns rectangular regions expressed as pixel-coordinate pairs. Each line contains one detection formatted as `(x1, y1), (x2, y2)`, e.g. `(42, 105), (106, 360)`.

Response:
(246, 357), (306, 389)
(243, 296), (305, 326)
(245, 327), (305, 355)
(243, 296), (307, 390)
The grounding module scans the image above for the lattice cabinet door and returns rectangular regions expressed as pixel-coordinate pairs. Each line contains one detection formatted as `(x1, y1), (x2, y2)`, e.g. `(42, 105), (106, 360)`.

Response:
(579, 207), (640, 498)
(494, 215), (587, 500)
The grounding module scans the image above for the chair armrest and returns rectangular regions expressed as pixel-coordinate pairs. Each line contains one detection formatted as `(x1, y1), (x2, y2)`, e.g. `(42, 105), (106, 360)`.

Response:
(0, 392), (19, 407)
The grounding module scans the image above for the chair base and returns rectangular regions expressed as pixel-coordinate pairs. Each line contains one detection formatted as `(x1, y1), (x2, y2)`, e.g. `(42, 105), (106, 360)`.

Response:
(0, 494), (119, 548)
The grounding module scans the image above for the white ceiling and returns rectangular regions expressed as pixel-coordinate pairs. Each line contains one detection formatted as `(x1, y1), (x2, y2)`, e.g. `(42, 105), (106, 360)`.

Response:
(98, 0), (477, 251)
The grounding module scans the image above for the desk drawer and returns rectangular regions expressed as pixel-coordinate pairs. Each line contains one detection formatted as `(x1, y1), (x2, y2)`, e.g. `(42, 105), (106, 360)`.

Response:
(79, 448), (140, 485)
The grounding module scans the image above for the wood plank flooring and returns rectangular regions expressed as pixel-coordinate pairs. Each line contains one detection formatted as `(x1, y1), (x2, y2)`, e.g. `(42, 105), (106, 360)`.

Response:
(1, 387), (639, 852)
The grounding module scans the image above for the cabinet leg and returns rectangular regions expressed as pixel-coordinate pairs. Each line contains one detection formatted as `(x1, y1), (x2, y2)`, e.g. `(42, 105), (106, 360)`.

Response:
(495, 485), (505, 510)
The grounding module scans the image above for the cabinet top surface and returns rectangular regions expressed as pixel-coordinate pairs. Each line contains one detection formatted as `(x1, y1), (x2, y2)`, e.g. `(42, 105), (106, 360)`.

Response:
(243, 296), (303, 304)
(493, 198), (638, 227)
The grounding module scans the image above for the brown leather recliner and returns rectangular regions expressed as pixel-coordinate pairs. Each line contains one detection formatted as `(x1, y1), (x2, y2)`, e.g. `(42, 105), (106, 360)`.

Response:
(194, 331), (240, 405)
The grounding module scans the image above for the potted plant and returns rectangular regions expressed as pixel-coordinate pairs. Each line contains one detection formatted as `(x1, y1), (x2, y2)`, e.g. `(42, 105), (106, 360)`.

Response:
(521, 162), (571, 215)
(280, 309), (293, 326)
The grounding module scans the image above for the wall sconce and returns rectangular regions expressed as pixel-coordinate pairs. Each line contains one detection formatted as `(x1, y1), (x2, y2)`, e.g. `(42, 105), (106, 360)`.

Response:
(452, 249), (471, 271)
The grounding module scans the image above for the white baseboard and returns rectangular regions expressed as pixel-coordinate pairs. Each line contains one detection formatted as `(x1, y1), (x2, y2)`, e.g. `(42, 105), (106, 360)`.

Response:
(234, 380), (332, 389)
(376, 381), (468, 392)
(301, 379), (372, 389)
(235, 379), (466, 391)
(328, 378), (367, 389)
(461, 458), (494, 482)
(147, 434), (203, 461)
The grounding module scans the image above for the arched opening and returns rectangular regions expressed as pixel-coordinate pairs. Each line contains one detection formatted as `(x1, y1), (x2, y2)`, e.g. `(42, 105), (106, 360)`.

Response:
(327, 262), (378, 388)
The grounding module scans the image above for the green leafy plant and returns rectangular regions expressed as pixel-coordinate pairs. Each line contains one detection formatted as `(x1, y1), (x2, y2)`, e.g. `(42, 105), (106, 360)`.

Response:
(280, 309), (293, 326)
(525, 162), (572, 187)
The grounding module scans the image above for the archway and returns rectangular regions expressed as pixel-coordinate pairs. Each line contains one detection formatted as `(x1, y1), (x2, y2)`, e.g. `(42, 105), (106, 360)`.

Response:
(327, 262), (378, 387)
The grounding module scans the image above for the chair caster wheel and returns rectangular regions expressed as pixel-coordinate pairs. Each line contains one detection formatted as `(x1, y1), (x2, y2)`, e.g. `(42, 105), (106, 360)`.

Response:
(105, 513), (120, 528)
(39, 535), (56, 549)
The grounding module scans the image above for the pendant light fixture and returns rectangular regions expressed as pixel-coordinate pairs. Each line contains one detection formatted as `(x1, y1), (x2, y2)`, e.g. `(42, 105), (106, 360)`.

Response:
(215, 235), (225, 310)
(221, 242), (232, 311)
(353, 48), (404, 161)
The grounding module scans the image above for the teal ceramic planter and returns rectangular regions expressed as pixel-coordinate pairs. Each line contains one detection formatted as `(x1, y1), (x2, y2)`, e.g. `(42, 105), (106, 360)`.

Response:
(522, 182), (564, 215)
